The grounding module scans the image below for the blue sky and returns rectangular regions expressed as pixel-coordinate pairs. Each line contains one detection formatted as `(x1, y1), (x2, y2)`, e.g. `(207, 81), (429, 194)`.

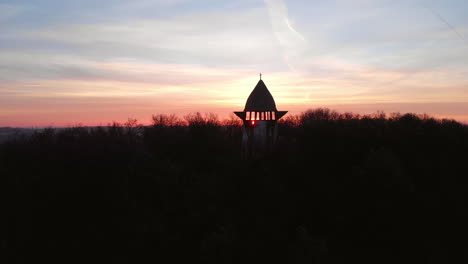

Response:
(1, 0), (467, 126)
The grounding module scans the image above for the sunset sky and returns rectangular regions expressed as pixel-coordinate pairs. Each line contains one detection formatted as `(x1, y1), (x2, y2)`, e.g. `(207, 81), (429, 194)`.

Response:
(1, 0), (467, 126)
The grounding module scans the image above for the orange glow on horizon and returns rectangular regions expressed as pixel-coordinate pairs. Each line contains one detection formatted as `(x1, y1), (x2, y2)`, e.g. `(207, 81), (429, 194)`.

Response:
(1, 62), (467, 127)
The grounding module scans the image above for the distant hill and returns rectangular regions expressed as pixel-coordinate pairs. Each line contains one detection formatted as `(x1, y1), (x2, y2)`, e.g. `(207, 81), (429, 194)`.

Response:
(0, 127), (37, 143)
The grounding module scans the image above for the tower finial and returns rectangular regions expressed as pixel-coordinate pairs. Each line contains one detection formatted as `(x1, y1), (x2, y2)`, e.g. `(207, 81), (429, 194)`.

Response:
(260, 72), (262, 80)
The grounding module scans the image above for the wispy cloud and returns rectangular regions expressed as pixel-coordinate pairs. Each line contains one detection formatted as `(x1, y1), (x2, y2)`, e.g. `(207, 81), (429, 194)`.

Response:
(16, 7), (282, 69)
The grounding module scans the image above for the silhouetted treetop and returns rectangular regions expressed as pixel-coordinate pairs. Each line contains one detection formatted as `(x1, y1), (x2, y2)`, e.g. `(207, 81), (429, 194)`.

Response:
(2, 108), (467, 264)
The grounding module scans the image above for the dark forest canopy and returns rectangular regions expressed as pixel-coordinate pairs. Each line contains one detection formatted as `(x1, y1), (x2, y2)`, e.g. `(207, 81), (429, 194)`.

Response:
(2, 108), (468, 263)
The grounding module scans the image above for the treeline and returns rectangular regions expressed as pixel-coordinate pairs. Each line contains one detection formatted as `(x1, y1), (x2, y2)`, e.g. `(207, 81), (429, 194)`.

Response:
(1, 108), (468, 263)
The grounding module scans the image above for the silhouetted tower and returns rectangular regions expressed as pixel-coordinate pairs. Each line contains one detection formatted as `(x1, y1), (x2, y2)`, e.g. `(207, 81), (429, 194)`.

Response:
(234, 75), (287, 157)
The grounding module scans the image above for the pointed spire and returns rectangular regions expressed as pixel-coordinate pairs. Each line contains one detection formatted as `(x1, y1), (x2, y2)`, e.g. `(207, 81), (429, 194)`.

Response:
(260, 72), (262, 80)
(244, 78), (277, 111)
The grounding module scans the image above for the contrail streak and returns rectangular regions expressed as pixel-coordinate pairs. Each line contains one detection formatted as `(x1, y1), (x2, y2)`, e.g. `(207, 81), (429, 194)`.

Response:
(382, 5), (468, 88)
(284, 17), (305, 41)
(264, 0), (306, 43)
(422, 5), (468, 45)
(263, 0), (306, 73)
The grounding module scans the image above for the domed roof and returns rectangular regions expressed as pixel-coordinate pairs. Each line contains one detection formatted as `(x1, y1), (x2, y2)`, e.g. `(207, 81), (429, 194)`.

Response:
(244, 80), (278, 111)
